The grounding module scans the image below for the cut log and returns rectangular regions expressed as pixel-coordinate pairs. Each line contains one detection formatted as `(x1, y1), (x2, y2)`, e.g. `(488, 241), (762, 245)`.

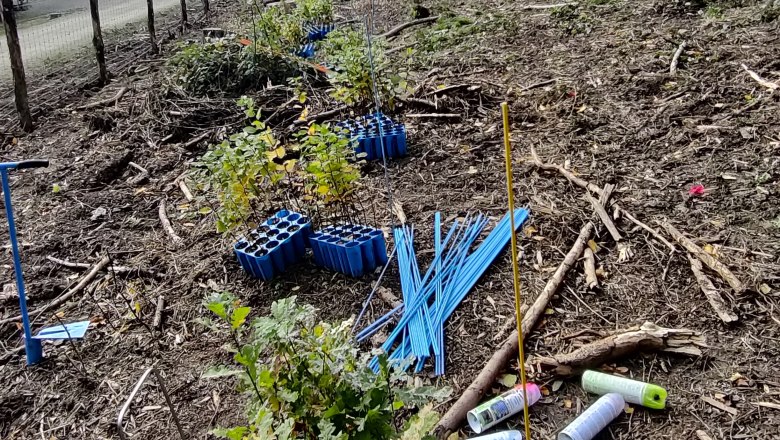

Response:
(433, 222), (594, 439)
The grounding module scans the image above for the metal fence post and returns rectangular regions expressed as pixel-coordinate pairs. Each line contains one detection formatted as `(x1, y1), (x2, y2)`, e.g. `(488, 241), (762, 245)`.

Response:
(179, 0), (188, 31)
(1, 0), (33, 132)
(88, 0), (109, 84)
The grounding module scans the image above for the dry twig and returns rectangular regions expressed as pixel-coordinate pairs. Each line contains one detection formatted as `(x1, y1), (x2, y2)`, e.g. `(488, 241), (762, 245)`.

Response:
(77, 87), (130, 110)
(670, 41), (686, 75)
(687, 255), (738, 323)
(379, 16), (440, 39)
(583, 248), (598, 289)
(741, 63), (779, 90)
(661, 222), (744, 293)
(159, 199), (183, 245)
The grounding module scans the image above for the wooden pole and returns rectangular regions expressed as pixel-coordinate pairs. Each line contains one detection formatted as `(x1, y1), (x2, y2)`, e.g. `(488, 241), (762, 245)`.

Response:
(89, 0), (109, 84)
(146, 0), (158, 54)
(179, 0), (188, 31)
(202, 0), (210, 15)
(1, 0), (33, 132)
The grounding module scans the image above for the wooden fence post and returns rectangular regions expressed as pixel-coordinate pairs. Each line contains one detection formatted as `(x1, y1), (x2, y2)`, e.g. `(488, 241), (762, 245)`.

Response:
(89, 0), (109, 84)
(203, 0), (210, 15)
(1, 0), (33, 132)
(146, 0), (158, 54)
(179, 0), (188, 30)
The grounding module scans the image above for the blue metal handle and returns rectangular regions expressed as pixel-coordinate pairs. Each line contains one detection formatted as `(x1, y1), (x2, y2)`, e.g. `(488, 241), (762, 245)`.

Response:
(0, 160), (50, 171)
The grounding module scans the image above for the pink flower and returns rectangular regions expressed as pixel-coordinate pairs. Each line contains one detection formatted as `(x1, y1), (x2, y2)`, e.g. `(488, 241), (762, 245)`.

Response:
(688, 184), (706, 196)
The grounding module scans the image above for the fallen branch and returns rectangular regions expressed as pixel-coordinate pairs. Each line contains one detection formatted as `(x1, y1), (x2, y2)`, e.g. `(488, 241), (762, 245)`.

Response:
(153, 295), (165, 329)
(128, 161), (149, 185)
(46, 256), (162, 278)
(424, 84), (474, 97)
(741, 63), (779, 90)
(405, 113), (460, 119)
(379, 16), (440, 39)
(520, 78), (558, 92)
(293, 106), (348, 126)
(183, 131), (213, 150)
(687, 254), (738, 323)
(530, 146), (676, 252)
(178, 179), (194, 201)
(587, 189), (622, 242)
(0, 257), (111, 326)
(670, 41), (686, 75)
(584, 248), (598, 289)
(77, 87), (130, 110)
(531, 322), (706, 376)
(159, 199), (183, 245)
(400, 97), (439, 109)
(522, 3), (577, 9)
(434, 222), (594, 439)
(661, 222), (744, 293)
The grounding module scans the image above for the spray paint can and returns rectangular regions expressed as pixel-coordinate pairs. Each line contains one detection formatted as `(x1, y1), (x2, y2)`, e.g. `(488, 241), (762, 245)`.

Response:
(467, 383), (541, 434)
(470, 430), (524, 440)
(558, 393), (624, 440)
(581, 370), (667, 409)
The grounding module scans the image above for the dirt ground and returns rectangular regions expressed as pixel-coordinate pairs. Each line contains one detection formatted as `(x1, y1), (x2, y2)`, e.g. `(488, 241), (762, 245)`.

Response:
(1, 0), (779, 439)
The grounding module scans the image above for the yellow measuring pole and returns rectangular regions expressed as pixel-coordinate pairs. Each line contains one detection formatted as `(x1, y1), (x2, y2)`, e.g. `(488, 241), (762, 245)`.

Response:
(501, 102), (532, 440)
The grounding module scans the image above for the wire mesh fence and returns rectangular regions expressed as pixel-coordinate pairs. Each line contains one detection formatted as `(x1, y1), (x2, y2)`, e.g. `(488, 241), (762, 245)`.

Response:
(1, 0), (202, 126)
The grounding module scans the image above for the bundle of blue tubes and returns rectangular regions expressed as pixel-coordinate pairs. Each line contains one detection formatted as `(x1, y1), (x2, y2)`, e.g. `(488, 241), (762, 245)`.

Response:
(356, 209), (530, 376)
(234, 210), (312, 281)
(337, 113), (408, 161)
(309, 224), (389, 277)
(295, 43), (316, 59)
(305, 23), (336, 41)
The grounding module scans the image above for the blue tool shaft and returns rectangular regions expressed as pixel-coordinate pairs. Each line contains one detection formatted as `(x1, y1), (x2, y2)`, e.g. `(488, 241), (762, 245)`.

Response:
(1, 169), (42, 365)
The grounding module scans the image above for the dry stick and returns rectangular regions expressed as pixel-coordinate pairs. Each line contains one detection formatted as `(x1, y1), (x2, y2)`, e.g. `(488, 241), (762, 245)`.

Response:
(183, 131), (212, 150)
(158, 199), (183, 245)
(46, 255), (162, 278)
(434, 222), (594, 439)
(530, 146), (677, 252)
(379, 16), (440, 39)
(520, 78), (557, 92)
(77, 87), (129, 110)
(293, 105), (348, 126)
(531, 322), (706, 376)
(405, 113), (461, 119)
(660, 222), (744, 293)
(153, 295), (165, 329)
(0, 257), (111, 326)
(522, 3), (577, 9)
(587, 191), (622, 242)
(583, 248), (598, 289)
(696, 430), (715, 440)
(177, 179), (194, 201)
(128, 161), (149, 185)
(687, 255), (739, 323)
(670, 41), (686, 75)
(741, 63), (779, 90)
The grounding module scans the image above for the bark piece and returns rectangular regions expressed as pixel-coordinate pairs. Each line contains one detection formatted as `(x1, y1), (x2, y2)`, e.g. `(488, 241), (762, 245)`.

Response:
(532, 322), (706, 376)
(583, 248), (598, 289)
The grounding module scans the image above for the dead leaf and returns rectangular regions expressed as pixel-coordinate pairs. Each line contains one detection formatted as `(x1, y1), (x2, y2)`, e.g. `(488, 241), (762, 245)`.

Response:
(759, 283), (771, 294)
(523, 225), (537, 237)
(625, 405), (634, 414)
(564, 399), (572, 409)
(552, 380), (563, 392)
(587, 239), (599, 253)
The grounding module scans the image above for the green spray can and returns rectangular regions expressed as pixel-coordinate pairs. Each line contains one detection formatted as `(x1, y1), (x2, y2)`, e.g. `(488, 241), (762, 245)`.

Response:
(581, 370), (667, 409)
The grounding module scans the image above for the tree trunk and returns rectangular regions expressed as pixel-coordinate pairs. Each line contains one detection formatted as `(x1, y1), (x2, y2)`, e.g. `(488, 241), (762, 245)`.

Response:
(146, 0), (158, 54)
(202, 0), (210, 15)
(89, 0), (108, 84)
(1, 0), (33, 132)
(179, 0), (188, 31)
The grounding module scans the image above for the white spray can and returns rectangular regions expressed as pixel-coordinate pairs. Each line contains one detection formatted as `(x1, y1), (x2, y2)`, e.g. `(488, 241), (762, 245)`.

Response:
(558, 393), (625, 440)
(467, 383), (541, 434)
(470, 430), (524, 439)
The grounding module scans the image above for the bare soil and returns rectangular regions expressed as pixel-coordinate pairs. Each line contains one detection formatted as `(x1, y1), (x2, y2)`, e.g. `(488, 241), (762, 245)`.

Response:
(1, 0), (779, 439)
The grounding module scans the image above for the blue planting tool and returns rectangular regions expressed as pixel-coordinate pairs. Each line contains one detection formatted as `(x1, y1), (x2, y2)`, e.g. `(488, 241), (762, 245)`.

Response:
(310, 224), (388, 277)
(234, 210), (311, 280)
(360, 209), (530, 375)
(2, 159), (92, 366)
(305, 23), (335, 41)
(337, 112), (407, 161)
(294, 43), (316, 59)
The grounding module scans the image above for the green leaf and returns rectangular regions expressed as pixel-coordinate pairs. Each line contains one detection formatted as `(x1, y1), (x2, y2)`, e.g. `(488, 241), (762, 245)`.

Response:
(230, 306), (251, 330)
(211, 426), (248, 440)
(202, 365), (243, 379)
(207, 302), (228, 320)
(52, 183), (61, 193)
(498, 374), (518, 388)
(198, 206), (213, 215)
(400, 404), (440, 440)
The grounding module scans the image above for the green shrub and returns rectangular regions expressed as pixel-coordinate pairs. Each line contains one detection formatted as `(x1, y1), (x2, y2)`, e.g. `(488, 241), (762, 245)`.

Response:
(202, 294), (451, 440)
(320, 29), (409, 107)
(166, 41), (294, 96)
